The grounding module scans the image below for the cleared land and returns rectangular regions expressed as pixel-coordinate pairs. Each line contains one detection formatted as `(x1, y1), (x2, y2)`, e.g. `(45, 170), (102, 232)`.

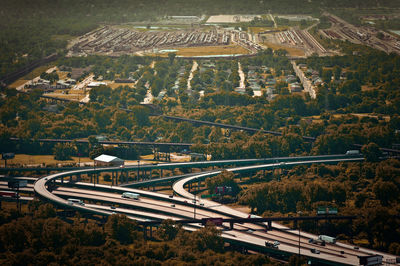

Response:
(261, 41), (305, 56)
(3, 154), (93, 167)
(108, 82), (135, 89)
(206, 15), (260, 23)
(21, 63), (55, 80)
(8, 79), (29, 89)
(175, 45), (250, 56)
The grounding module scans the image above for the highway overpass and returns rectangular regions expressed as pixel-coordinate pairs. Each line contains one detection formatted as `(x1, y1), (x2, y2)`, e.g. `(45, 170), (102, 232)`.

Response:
(29, 155), (400, 265)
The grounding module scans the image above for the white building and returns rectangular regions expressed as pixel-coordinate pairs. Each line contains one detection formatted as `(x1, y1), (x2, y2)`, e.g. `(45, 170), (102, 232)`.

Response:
(94, 154), (124, 167)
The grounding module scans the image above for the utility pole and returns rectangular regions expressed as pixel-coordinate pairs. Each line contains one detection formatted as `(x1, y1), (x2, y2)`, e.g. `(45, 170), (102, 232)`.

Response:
(137, 160), (140, 181)
(194, 179), (197, 219)
(298, 211), (302, 258)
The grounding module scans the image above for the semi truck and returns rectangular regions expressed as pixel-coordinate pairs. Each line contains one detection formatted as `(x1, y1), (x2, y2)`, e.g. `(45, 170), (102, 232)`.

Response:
(318, 235), (336, 244)
(122, 192), (140, 200)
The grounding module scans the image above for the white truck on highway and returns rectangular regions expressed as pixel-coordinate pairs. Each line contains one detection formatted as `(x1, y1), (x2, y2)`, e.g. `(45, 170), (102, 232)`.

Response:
(318, 235), (336, 244)
(122, 192), (140, 200)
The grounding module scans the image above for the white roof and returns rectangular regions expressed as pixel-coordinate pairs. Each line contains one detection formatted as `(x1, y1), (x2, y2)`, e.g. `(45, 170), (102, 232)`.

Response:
(94, 154), (124, 163)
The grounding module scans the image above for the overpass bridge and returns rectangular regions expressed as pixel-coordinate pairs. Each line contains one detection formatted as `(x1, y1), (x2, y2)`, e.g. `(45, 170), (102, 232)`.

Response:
(28, 154), (400, 265)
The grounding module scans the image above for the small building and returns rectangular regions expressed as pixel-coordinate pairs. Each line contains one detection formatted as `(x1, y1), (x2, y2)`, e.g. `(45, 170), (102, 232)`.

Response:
(290, 83), (303, 92)
(234, 87), (246, 94)
(94, 154), (124, 167)
(115, 78), (135, 83)
(88, 81), (107, 88)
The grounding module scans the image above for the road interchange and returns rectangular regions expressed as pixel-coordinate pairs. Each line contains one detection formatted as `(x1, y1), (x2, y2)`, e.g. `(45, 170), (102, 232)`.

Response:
(31, 155), (399, 265)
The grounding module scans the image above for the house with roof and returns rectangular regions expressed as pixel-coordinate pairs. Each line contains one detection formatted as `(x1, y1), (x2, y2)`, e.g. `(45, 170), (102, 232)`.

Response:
(94, 154), (124, 167)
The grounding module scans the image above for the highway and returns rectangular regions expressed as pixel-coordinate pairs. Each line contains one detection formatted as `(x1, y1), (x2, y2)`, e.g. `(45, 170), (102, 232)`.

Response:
(30, 156), (399, 265)
(172, 158), (400, 264)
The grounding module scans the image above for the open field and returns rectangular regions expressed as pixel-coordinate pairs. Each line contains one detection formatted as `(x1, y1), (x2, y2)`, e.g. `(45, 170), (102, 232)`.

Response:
(250, 26), (288, 33)
(57, 71), (69, 80)
(175, 45), (250, 56)
(8, 79), (29, 89)
(21, 63), (55, 80)
(249, 27), (275, 34)
(115, 24), (192, 32)
(51, 34), (74, 42)
(2, 154), (93, 167)
(108, 82), (135, 89)
(43, 93), (86, 101)
(206, 15), (261, 24)
(261, 41), (305, 56)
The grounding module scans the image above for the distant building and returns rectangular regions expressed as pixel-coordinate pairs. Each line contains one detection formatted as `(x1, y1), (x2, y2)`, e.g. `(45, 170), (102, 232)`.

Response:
(87, 82), (107, 88)
(115, 78), (135, 83)
(235, 87), (246, 94)
(289, 83), (303, 92)
(169, 16), (200, 20)
(94, 154), (124, 167)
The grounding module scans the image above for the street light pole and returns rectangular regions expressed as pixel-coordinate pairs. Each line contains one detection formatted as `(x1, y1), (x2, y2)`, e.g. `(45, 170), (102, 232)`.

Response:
(137, 160), (140, 181)
(93, 159), (96, 187)
(194, 179), (197, 219)
(298, 211), (302, 258)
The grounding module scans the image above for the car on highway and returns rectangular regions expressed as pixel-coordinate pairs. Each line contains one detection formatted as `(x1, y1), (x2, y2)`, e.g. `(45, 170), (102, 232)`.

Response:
(308, 238), (326, 246)
(67, 198), (84, 206)
(310, 248), (320, 254)
(265, 241), (279, 249)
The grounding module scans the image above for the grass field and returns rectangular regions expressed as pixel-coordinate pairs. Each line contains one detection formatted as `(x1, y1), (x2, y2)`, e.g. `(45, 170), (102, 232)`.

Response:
(175, 45), (250, 56)
(147, 45), (250, 57)
(108, 82), (135, 89)
(261, 42), (305, 56)
(21, 63), (55, 80)
(249, 26), (288, 33)
(57, 71), (69, 80)
(2, 154), (93, 167)
(43, 92), (86, 101)
(51, 34), (73, 42)
(249, 27), (275, 34)
(8, 79), (29, 89)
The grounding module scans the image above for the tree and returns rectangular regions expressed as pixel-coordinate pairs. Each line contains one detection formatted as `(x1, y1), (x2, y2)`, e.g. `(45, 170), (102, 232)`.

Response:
(190, 224), (224, 252)
(131, 106), (150, 126)
(53, 143), (76, 160)
(245, 87), (254, 96)
(156, 219), (182, 241)
(105, 214), (141, 244)
(376, 32), (384, 40)
(205, 170), (241, 197)
(333, 66), (341, 80)
(339, 79), (361, 94)
(168, 52), (176, 64)
(373, 181), (399, 205)
(361, 142), (382, 162)
(89, 145), (104, 160)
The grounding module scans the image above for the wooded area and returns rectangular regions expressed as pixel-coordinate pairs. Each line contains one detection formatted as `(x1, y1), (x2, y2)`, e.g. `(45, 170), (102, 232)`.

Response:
(0, 203), (275, 265)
